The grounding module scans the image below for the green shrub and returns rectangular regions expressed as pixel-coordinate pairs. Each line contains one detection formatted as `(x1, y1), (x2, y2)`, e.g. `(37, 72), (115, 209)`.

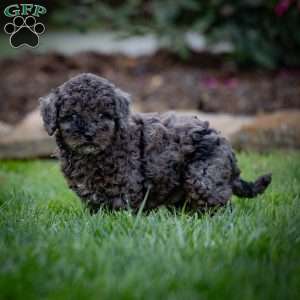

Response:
(49, 0), (300, 68)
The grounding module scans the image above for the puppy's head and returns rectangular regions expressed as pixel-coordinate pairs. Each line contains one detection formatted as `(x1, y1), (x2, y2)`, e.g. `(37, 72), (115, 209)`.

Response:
(40, 73), (131, 154)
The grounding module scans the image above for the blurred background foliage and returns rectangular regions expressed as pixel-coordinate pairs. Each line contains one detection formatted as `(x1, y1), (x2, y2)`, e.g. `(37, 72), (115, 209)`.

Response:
(45, 0), (300, 69)
(0, 0), (299, 68)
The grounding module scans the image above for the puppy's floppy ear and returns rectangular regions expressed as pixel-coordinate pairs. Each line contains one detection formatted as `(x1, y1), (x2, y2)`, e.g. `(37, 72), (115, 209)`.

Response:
(114, 88), (131, 130)
(39, 91), (59, 136)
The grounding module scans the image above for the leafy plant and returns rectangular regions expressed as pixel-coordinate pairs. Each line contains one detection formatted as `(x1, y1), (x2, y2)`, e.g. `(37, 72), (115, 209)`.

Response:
(48, 0), (300, 68)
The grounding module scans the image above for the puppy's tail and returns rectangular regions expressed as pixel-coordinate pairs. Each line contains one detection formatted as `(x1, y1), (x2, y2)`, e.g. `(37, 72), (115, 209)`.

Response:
(232, 173), (272, 198)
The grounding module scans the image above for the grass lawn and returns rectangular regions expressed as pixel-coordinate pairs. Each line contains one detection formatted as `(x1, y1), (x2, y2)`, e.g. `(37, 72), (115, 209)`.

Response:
(0, 152), (299, 300)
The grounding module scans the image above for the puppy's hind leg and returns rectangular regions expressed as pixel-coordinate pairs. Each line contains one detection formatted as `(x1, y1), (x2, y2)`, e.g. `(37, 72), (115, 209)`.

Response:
(183, 159), (233, 212)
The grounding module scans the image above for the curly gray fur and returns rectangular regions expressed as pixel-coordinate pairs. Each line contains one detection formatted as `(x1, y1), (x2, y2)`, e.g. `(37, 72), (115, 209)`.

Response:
(40, 73), (271, 213)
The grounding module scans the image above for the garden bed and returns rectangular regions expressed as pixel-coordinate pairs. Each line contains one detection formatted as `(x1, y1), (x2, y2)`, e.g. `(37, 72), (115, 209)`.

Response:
(1, 51), (300, 124)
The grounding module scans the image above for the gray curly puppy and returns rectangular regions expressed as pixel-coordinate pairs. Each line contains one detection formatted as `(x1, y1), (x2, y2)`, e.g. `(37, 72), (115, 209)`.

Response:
(40, 73), (271, 213)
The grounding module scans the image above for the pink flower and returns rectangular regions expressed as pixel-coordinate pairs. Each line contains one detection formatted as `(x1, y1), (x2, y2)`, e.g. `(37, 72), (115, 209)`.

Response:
(223, 78), (238, 89)
(275, 0), (292, 16)
(201, 76), (218, 89)
(201, 75), (239, 90)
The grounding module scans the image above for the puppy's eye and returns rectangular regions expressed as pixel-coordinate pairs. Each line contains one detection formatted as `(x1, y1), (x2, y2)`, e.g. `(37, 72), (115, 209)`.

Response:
(61, 116), (73, 122)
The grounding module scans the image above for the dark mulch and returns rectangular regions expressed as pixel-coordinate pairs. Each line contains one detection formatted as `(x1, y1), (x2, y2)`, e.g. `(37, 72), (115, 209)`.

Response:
(1, 51), (300, 124)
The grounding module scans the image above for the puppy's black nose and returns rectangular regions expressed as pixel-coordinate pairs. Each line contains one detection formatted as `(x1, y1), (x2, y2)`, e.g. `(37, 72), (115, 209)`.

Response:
(84, 131), (95, 141)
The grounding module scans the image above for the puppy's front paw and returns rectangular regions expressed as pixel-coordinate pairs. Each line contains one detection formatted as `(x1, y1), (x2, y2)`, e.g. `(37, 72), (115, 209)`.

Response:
(111, 197), (128, 210)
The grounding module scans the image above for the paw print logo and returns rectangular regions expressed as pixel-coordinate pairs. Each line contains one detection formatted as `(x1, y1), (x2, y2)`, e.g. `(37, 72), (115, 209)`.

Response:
(4, 16), (45, 48)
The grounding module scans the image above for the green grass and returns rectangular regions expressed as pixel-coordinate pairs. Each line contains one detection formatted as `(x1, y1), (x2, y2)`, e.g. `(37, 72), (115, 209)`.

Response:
(0, 152), (299, 300)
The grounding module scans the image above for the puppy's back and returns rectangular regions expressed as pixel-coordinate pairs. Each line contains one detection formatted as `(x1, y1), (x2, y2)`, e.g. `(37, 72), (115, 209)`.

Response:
(130, 112), (219, 204)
